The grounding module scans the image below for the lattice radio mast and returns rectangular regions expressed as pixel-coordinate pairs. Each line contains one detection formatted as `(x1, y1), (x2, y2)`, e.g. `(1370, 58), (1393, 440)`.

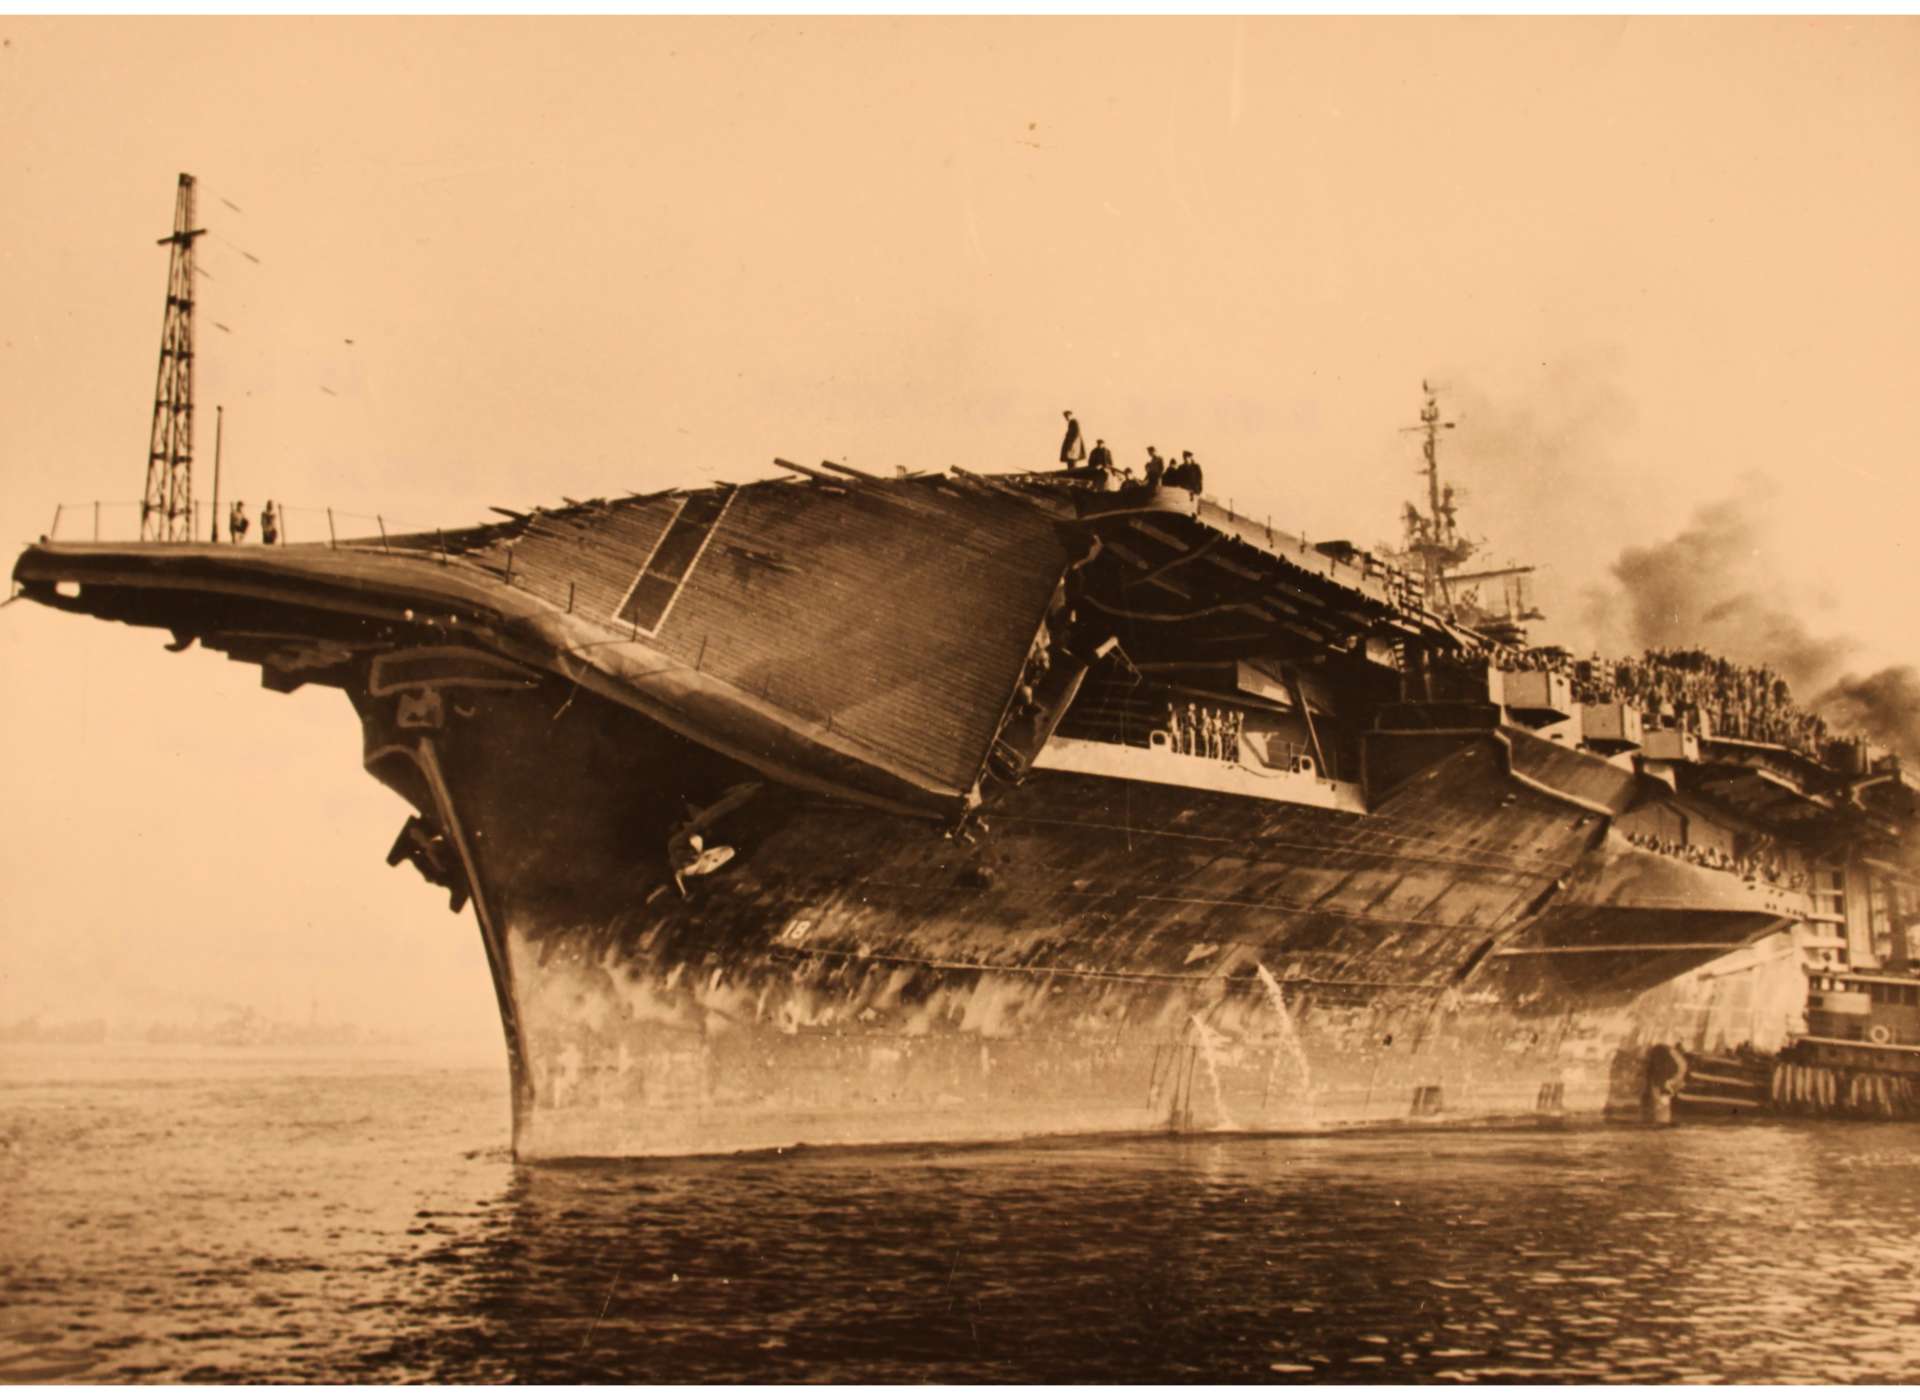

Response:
(1399, 380), (1469, 608)
(142, 173), (205, 541)
(1396, 380), (1541, 643)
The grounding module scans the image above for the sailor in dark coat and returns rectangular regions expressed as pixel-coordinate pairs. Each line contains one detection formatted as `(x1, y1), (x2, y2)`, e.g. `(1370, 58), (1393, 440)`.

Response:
(1086, 438), (1114, 487)
(1143, 446), (1165, 489)
(1059, 410), (1085, 466)
(1179, 451), (1205, 495)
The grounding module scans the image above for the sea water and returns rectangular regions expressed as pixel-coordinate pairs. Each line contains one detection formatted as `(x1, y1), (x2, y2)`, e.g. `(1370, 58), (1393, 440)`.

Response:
(3, 1043), (1916, 1382)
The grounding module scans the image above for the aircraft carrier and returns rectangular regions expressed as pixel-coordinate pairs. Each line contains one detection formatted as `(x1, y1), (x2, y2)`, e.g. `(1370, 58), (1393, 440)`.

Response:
(15, 177), (1918, 1156)
(16, 390), (1918, 1157)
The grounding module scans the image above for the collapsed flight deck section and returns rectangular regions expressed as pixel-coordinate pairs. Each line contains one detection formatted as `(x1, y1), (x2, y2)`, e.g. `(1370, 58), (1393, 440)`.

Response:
(15, 472), (1077, 818)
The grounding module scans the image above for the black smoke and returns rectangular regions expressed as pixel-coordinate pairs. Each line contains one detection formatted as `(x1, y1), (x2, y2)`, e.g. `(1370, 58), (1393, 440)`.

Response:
(1814, 667), (1920, 767)
(1589, 485), (1919, 762)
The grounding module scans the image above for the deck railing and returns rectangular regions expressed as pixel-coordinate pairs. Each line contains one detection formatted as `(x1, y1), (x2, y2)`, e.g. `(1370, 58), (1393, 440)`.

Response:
(35, 499), (607, 620)
(42, 500), (441, 548)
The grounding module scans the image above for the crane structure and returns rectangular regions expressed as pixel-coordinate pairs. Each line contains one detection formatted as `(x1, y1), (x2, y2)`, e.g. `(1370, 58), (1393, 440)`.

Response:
(142, 173), (205, 542)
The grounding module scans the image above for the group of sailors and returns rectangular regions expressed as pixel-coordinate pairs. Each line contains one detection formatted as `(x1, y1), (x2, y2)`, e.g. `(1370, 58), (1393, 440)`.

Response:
(1166, 702), (1243, 763)
(1576, 648), (1832, 757)
(1059, 412), (1205, 495)
(1623, 830), (1807, 891)
(1427, 641), (1853, 764)
(226, 500), (282, 545)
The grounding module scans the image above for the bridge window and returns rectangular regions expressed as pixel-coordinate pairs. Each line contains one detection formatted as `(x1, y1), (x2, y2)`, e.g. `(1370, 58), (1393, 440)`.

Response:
(616, 489), (733, 635)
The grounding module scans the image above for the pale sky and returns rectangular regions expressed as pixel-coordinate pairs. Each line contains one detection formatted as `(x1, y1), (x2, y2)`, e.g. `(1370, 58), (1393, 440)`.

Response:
(2, 17), (1916, 1038)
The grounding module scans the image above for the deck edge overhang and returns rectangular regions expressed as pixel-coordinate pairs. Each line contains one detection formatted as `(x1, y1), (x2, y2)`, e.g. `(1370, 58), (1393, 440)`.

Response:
(12, 539), (973, 821)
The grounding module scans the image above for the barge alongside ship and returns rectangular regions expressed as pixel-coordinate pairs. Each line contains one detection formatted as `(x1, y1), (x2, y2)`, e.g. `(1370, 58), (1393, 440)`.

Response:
(16, 408), (1918, 1157)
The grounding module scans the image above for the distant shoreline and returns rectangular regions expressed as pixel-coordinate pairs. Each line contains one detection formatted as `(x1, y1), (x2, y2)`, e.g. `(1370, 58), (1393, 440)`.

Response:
(0, 1039), (505, 1078)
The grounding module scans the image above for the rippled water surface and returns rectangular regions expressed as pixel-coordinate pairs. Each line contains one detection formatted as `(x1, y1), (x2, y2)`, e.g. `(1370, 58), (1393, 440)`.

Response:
(3, 1044), (1918, 1382)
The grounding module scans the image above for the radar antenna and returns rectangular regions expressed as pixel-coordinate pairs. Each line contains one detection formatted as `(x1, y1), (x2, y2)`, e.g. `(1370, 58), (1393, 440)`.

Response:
(142, 173), (205, 542)
(1393, 380), (1542, 644)
(1398, 380), (1472, 607)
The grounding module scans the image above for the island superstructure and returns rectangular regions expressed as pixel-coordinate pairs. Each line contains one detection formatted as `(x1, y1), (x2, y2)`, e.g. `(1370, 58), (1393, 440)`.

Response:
(16, 400), (1918, 1155)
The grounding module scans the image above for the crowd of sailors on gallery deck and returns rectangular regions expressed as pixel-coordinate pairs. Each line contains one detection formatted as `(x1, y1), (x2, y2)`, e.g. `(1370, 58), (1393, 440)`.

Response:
(1574, 648), (1834, 757)
(1432, 641), (1850, 765)
(1166, 703), (1245, 762)
(1621, 829), (1809, 891)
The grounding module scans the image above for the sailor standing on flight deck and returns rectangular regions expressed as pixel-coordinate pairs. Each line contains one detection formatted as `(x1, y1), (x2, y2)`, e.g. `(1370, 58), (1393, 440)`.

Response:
(229, 501), (249, 544)
(1086, 438), (1114, 487)
(261, 500), (280, 546)
(1059, 410), (1086, 467)
(1143, 447), (1165, 489)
